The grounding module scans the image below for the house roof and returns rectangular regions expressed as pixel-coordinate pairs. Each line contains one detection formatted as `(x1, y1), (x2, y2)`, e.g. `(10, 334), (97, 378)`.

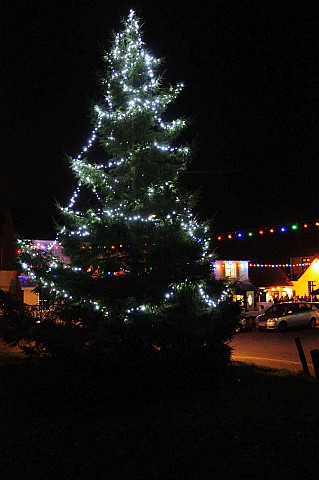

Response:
(235, 280), (258, 293)
(249, 267), (293, 287)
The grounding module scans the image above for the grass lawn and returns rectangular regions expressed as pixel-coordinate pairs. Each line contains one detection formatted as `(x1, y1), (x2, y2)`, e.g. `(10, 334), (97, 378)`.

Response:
(1, 352), (319, 480)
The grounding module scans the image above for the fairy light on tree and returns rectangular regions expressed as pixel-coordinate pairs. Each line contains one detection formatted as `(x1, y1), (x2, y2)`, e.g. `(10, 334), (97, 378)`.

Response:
(19, 10), (214, 315)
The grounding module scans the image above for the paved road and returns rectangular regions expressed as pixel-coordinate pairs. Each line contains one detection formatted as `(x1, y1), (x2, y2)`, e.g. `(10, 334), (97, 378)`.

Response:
(231, 326), (319, 376)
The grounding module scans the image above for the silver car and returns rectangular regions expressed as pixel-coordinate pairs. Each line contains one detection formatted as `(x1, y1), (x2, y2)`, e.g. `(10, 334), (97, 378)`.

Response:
(256, 302), (319, 331)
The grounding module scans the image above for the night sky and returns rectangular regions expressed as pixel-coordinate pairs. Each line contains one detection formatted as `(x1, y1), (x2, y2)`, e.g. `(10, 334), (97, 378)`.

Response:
(1, 0), (319, 235)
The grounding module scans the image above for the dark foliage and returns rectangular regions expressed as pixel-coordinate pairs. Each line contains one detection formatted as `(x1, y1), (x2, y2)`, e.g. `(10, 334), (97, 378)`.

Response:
(0, 283), (240, 392)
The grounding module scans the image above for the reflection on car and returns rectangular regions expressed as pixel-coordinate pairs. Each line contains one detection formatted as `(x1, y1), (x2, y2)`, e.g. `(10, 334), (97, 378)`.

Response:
(256, 302), (319, 332)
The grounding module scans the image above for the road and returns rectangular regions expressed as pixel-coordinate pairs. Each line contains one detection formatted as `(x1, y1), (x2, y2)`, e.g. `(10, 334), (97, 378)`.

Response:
(231, 326), (319, 377)
(2, 325), (319, 377)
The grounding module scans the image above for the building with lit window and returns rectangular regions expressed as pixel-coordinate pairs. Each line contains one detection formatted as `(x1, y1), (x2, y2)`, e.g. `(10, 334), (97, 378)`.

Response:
(0, 207), (55, 304)
(290, 256), (319, 298)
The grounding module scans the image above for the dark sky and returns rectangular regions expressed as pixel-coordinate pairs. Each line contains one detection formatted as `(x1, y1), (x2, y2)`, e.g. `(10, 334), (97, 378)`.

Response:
(1, 0), (319, 233)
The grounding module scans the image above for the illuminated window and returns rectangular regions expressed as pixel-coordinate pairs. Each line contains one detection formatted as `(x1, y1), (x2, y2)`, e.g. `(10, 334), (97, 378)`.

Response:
(308, 280), (316, 295)
(225, 261), (237, 278)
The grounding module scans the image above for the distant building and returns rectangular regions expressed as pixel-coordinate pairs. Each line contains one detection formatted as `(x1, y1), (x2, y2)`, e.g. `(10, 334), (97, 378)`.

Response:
(213, 260), (258, 312)
(291, 256), (319, 298)
(0, 206), (56, 304)
(249, 266), (294, 302)
(213, 259), (294, 312)
(214, 257), (319, 307)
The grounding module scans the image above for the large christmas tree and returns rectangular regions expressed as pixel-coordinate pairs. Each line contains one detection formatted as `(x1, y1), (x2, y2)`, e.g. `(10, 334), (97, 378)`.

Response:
(14, 11), (238, 361)
(20, 10), (213, 315)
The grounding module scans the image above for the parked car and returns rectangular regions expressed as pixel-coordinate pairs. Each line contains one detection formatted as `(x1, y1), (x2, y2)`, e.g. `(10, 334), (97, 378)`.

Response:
(308, 302), (319, 311)
(256, 302), (319, 331)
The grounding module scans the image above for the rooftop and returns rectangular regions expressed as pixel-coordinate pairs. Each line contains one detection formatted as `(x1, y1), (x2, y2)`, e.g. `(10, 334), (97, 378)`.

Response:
(249, 267), (293, 288)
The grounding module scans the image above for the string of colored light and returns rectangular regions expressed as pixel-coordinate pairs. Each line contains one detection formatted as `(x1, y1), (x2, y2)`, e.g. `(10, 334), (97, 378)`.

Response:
(215, 221), (319, 241)
(249, 262), (310, 268)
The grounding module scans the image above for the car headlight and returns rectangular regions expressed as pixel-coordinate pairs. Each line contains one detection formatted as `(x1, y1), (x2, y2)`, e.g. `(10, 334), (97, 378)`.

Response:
(267, 317), (278, 323)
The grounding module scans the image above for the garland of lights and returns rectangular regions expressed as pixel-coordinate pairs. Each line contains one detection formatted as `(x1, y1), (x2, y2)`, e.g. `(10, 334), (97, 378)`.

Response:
(250, 262), (311, 268)
(215, 221), (319, 241)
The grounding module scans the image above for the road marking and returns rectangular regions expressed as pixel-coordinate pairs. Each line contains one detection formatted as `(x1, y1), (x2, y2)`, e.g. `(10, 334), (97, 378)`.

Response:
(232, 355), (301, 366)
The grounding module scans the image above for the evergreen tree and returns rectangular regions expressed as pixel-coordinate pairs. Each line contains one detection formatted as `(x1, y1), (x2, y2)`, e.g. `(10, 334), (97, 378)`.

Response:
(20, 11), (212, 312)
(15, 11), (237, 359)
